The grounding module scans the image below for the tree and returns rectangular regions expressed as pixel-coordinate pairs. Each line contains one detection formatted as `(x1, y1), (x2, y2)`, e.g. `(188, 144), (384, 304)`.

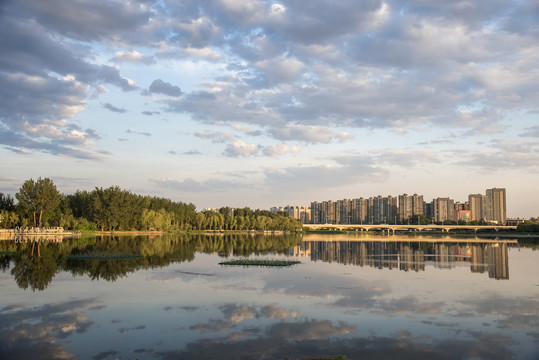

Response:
(16, 178), (60, 227)
(0, 192), (15, 211)
(0, 210), (19, 229)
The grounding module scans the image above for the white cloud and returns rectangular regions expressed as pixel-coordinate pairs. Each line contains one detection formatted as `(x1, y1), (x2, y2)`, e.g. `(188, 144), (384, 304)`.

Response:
(184, 47), (222, 60)
(270, 125), (354, 144)
(111, 50), (155, 65)
(148, 79), (182, 97)
(150, 177), (244, 193)
(262, 144), (299, 158)
(223, 140), (260, 157)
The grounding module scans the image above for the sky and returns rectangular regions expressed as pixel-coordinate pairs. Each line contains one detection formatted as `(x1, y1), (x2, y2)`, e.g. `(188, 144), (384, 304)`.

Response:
(0, 0), (538, 218)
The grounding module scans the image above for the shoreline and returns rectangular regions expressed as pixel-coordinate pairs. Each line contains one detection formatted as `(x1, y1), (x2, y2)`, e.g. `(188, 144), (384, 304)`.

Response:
(1, 228), (538, 240)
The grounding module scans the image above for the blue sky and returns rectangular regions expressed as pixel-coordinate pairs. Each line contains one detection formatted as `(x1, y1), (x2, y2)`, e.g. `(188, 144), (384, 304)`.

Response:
(1, 0), (538, 217)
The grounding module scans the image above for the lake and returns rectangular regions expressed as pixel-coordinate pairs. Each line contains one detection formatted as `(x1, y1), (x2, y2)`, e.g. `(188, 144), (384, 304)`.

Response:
(1, 233), (538, 360)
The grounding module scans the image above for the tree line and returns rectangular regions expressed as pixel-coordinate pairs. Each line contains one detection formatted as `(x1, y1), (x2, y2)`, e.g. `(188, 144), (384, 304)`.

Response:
(0, 178), (302, 231)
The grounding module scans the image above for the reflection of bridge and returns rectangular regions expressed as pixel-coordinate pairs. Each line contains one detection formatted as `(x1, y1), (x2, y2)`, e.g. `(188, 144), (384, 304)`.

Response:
(304, 224), (517, 234)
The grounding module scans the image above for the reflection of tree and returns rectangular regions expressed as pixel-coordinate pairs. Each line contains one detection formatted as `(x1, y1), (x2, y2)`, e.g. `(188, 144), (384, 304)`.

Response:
(194, 233), (303, 258)
(3, 233), (303, 290)
(11, 241), (57, 291)
(67, 257), (144, 282)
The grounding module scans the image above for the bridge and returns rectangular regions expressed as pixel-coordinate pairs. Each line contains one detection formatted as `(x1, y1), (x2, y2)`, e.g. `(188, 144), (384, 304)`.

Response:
(303, 224), (516, 234)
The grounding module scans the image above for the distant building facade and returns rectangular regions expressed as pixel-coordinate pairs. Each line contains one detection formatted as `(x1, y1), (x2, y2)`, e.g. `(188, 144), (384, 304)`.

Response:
(486, 188), (506, 224)
(271, 205), (311, 224)
(468, 188), (507, 224)
(276, 187), (507, 225)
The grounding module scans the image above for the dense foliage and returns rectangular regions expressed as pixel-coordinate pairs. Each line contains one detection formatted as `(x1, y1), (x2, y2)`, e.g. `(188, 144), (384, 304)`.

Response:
(517, 219), (539, 233)
(0, 178), (301, 231)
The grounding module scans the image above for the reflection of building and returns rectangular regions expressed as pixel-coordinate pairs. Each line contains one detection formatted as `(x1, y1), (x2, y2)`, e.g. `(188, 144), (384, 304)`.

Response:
(291, 241), (510, 279)
(470, 243), (509, 280)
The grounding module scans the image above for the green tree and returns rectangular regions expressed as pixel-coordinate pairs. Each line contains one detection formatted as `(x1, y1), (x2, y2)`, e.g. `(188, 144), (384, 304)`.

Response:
(0, 210), (19, 228)
(11, 241), (58, 291)
(16, 178), (61, 227)
(195, 212), (206, 230)
(0, 192), (15, 211)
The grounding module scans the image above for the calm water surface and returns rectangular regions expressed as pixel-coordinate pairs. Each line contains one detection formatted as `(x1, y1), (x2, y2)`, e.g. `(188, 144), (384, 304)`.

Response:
(0, 233), (538, 360)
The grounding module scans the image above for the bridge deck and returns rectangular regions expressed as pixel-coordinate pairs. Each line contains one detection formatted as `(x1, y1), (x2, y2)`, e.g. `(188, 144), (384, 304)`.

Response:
(304, 224), (516, 233)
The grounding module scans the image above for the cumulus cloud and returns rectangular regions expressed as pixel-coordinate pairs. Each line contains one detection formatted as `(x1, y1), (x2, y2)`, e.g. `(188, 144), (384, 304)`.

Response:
(126, 128), (151, 137)
(456, 139), (539, 169)
(270, 125), (354, 144)
(0, 9), (138, 158)
(10, 0), (152, 42)
(103, 103), (127, 113)
(111, 50), (154, 65)
(148, 79), (182, 97)
(262, 144), (299, 158)
(150, 177), (242, 193)
(263, 155), (388, 193)
(194, 130), (234, 143)
(142, 110), (160, 116)
(519, 125), (539, 138)
(223, 140), (260, 157)
(184, 47), (222, 60)
(2, 0), (539, 202)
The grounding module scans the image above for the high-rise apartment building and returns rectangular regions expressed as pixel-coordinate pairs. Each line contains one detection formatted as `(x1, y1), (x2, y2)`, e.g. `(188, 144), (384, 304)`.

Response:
(386, 196), (398, 224)
(306, 188), (506, 225)
(351, 197), (368, 224)
(398, 194), (413, 222)
(468, 188), (507, 224)
(311, 201), (321, 224)
(486, 188), (506, 224)
(468, 194), (488, 221)
(412, 194), (424, 217)
(398, 193), (424, 223)
(433, 197), (455, 223)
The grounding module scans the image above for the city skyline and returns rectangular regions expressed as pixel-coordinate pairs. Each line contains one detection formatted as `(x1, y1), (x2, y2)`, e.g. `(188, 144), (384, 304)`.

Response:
(1, 1), (538, 218)
(274, 187), (507, 224)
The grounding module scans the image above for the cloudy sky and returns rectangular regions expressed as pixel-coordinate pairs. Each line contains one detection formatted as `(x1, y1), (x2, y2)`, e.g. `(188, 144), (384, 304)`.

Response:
(1, 0), (538, 217)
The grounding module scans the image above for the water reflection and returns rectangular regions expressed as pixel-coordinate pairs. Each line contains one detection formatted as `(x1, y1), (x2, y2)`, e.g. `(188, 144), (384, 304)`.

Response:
(293, 240), (511, 279)
(0, 233), (302, 291)
(0, 234), (538, 360)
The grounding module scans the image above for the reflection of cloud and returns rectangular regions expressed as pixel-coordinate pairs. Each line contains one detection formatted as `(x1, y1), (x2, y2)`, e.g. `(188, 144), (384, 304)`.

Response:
(467, 331), (517, 346)
(221, 304), (257, 324)
(266, 319), (355, 340)
(158, 319), (517, 360)
(260, 304), (289, 319)
(264, 273), (390, 307)
(190, 303), (300, 335)
(190, 319), (232, 334)
(93, 350), (118, 360)
(374, 296), (444, 315)
(459, 297), (539, 330)
(0, 299), (102, 360)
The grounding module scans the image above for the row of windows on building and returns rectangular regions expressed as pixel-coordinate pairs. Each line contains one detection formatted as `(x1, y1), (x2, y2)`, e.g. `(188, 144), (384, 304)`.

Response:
(271, 188), (507, 225)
